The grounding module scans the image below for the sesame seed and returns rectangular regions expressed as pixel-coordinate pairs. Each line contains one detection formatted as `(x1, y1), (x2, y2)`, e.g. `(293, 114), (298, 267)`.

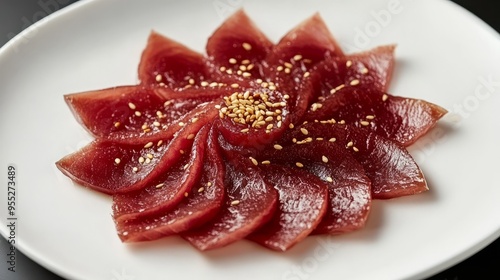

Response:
(322, 155), (328, 163)
(231, 83), (239, 88)
(296, 162), (304, 168)
(186, 134), (195, 140)
(241, 59), (250, 65)
(335, 84), (345, 91)
(198, 187), (205, 193)
(353, 147), (359, 152)
(346, 60), (352, 67)
(329, 138), (336, 142)
(191, 117), (199, 123)
(240, 128), (249, 133)
(209, 82), (218, 87)
(139, 157), (145, 164)
(114, 158), (121, 164)
(184, 192), (189, 197)
(155, 74), (162, 82)
(339, 120), (346, 125)
(114, 122), (120, 128)
(366, 115), (375, 120)
(283, 94), (290, 100)
(155, 183), (164, 189)
(300, 128), (309, 135)
(293, 54), (303, 61)
(178, 122), (185, 127)
(330, 88), (337, 94)
(144, 142), (153, 148)
(146, 153), (153, 159)
(132, 167), (138, 173)
(183, 164), (189, 170)
(326, 177), (334, 183)
(219, 66), (226, 72)
(289, 123), (295, 129)
(201, 81), (209, 87)
(316, 137), (324, 141)
(188, 78), (195, 85)
(303, 72), (310, 78)
(239, 65), (247, 71)
(360, 121), (370, 126)
(247, 64), (255, 70)
(284, 62), (293, 69)
(350, 79), (360, 86)
(134, 111), (142, 117)
(249, 157), (258, 166)
(242, 72), (251, 77)
(382, 94), (389, 101)
(207, 182), (213, 187)
(242, 42), (252, 51)
(274, 144), (283, 150)
(128, 102), (136, 110)
(361, 68), (369, 74)
(256, 79), (263, 84)
(226, 69), (233, 74)
(347, 141), (353, 147)
(231, 200), (240, 206)
(261, 160), (271, 165)
(277, 121), (282, 128)
(277, 66), (284, 72)
(229, 58), (237, 64)
(164, 101), (172, 107)
(180, 150), (185, 154)
(284, 68), (291, 74)
(159, 82), (165, 87)
(157, 140), (163, 147)
(153, 121), (160, 127)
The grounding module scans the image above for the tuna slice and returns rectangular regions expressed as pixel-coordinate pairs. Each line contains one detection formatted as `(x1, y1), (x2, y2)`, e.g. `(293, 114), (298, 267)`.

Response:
(112, 126), (209, 222)
(308, 45), (396, 95)
(56, 105), (216, 195)
(263, 13), (344, 123)
(280, 123), (427, 199)
(138, 31), (210, 88)
(258, 142), (371, 234)
(115, 127), (225, 242)
(303, 86), (447, 146)
(205, 9), (273, 83)
(248, 165), (328, 251)
(64, 85), (226, 143)
(182, 150), (278, 251)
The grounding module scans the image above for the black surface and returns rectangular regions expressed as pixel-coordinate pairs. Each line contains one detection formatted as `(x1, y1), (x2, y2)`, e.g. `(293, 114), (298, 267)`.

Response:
(0, 0), (498, 279)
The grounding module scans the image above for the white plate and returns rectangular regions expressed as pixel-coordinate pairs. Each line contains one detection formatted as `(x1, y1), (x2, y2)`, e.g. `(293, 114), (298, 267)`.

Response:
(1, 0), (499, 279)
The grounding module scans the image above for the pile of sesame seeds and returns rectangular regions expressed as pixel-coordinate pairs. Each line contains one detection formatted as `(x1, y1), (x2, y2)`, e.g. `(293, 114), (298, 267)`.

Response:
(216, 90), (288, 133)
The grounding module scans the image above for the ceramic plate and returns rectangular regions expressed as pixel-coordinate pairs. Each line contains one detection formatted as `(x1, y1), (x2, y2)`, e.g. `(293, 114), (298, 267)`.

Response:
(1, 0), (499, 279)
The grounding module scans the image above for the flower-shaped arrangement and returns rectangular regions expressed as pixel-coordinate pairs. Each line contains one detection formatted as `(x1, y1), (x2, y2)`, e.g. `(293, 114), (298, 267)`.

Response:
(56, 10), (447, 251)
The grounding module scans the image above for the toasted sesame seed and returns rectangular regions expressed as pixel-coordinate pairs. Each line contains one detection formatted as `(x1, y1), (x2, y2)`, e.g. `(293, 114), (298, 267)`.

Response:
(382, 94), (389, 101)
(240, 128), (249, 133)
(322, 155), (328, 163)
(296, 162), (304, 168)
(277, 66), (284, 72)
(293, 54), (302, 61)
(239, 65), (247, 71)
(207, 182), (213, 187)
(350, 79), (360, 86)
(209, 82), (218, 87)
(157, 140), (163, 147)
(300, 128), (309, 135)
(184, 192), (189, 197)
(242, 42), (252, 51)
(360, 121), (370, 126)
(329, 138), (336, 142)
(284, 62), (293, 69)
(231, 200), (240, 206)
(366, 115), (375, 120)
(146, 153), (153, 159)
(316, 138), (324, 141)
(191, 117), (199, 123)
(185, 134), (194, 140)
(347, 141), (354, 147)
(198, 187), (205, 193)
(261, 160), (271, 165)
(361, 67), (369, 74)
(274, 144), (283, 150)
(226, 69), (233, 75)
(284, 68), (291, 74)
(303, 72), (310, 78)
(277, 121), (282, 128)
(114, 122), (120, 128)
(242, 72), (251, 77)
(326, 177), (334, 183)
(353, 146), (359, 152)
(128, 102), (136, 110)
(229, 58), (237, 64)
(219, 66), (226, 72)
(256, 78), (263, 84)
(241, 59), (250, 65)
(289, 123), (295, 129)
(155, 183), (164, 189)
(346, 60), (352, 67)
(335, 84), (345, 91)
(249, 157), (258, 166)
(139, 157), (145, 164)
(188, 78), (195, 85)
(114, 158), (121, 164)
(247, 64), (255, 71)
(200, 81), (209, 87)
(144, 142), (154, 148)
(153, 121), (160, 127)
(180, 150), (185, 154)
(183, 163), (189, 170)
(178, 122), (185, 127)
(339, 120), (346, 125)
(231, 83), (239, 88)
(132, 167), (138, 173)
(155, 74), (162, 82)
(330, 88), (337, 94)
(164, 100), (172, 107)
(134, 111), (141, 117)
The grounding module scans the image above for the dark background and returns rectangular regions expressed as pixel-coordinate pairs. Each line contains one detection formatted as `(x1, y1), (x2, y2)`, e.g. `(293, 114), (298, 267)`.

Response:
(0, 0), (498, 279)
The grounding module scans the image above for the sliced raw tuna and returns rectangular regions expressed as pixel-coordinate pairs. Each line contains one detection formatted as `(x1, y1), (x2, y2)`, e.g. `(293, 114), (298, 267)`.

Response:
(258, 141), (371, 234)
(280, 122), (427, 199)
(138, 31), (210, 88)
(205, 9), (273, 82)
(116, 127), (225, 242)
(263, 13), (344, 123)
(182, 150), (278, 251)
(303, 86), (447, 146)
(64, 85), (226, 143)
(57, 106), (215, 195)
(247, 165), (328, 251)
(308, 45), (395, 99)
(112, 126), (208, 222)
